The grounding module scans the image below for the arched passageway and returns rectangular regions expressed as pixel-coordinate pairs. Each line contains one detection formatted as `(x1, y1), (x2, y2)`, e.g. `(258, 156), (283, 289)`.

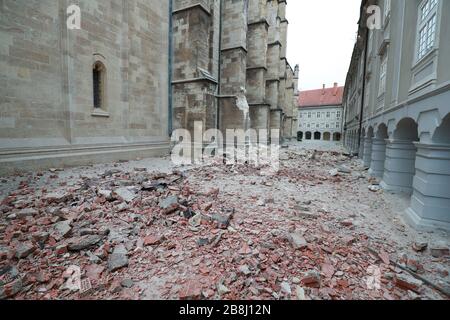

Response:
(381, 118), (418, 193)
(359, 128), (366, 159)
(363, 127), (374, 168)
(333, 132), (341, 142)
(406, 113), (450, 231)
(297, 131), (303, 141)
(314, 132), (321, 140)
(323, 132), (331, 141)
(305, 132), (312, 140)
(433, 114), (450, 143)
(369, 124), (388, 178)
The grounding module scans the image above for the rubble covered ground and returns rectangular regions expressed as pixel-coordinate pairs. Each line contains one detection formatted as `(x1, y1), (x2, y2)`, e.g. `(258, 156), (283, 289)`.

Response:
(0, 142), (449, 300)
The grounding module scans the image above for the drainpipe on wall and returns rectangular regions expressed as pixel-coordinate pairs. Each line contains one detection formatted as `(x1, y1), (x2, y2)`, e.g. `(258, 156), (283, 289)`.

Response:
(168, 0), (174, 137)
(357, 28), (369, 153)
(216, 0), (223, 130)
(343, 91), (348, 147)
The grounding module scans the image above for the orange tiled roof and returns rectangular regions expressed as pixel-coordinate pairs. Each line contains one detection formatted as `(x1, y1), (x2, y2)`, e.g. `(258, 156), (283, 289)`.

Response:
(298, 85), (344, 108)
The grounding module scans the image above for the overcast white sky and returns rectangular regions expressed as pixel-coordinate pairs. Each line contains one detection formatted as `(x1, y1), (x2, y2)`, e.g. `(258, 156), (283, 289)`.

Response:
(286, 0), (361, 91)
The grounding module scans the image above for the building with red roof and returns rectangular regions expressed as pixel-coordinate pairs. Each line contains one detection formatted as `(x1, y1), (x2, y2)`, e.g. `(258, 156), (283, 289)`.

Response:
(296, 83), (344, 142)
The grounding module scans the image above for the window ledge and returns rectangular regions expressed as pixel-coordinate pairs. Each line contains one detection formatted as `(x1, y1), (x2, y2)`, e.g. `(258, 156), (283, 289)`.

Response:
(91, 109), (110, 118)
(409, 47), (439, 95)
(378, 39), (390, 56)
(412, 47), (438, 71)
(383, 13), (391, 30)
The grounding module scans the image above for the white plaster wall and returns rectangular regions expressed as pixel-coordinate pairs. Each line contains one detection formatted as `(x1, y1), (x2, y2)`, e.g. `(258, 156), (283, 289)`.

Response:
(297, 106), (343, 134)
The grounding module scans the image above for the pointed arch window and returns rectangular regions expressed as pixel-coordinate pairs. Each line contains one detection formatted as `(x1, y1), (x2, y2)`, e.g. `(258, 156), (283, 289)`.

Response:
(93, 61), (106, 110)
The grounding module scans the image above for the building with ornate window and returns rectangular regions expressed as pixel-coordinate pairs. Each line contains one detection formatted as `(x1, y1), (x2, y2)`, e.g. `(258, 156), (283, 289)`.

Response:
(343, 0), (450, 231)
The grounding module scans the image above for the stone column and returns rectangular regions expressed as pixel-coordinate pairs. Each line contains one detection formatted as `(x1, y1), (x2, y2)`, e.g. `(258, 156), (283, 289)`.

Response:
(363, 137), (373, 167)
(380, 140), (417, 193)
(172, 0), (217, 133)
(247, 0), (270, 138)
(291, 118), (298, 139)
(359, 137), (365, 159)
(219, 0), (248, 134)
(293, 64), (299, 141)
(369, 138), (387, 177)
(350, 134), (354, 150)
(266, 0), (282, 141)
(405, 143), (450, 231)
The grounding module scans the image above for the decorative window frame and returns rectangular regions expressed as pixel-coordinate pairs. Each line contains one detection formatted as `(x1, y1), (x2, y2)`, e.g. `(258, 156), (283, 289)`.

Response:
(91, 54), (109, 117)
(367, 30), (374, 62)
(364, 79), (371, 110)
(378, 53), (388, 98)
(383, 0), (391, 28)
(409, 0), (442, 95)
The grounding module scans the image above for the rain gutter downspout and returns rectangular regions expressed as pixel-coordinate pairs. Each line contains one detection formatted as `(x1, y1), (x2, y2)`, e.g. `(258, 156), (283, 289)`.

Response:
(358, 27), (369, 153)
(216, 0), (223, 130)
(168, 0), (174, 137)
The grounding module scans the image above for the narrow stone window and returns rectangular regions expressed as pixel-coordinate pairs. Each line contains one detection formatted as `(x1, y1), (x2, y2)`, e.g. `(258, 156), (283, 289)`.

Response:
(93, 62), (106, 109)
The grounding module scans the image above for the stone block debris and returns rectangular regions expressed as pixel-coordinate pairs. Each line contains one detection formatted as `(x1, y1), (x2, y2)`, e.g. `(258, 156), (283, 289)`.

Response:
(0, 143), (448, 300)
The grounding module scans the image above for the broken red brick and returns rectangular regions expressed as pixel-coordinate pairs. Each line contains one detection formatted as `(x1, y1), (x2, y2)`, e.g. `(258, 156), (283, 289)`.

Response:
(143, 235), (163, 246)
(340, 220), (354, 227)
(300, 271), (321, 288)
(179, 281), (203, 300)
(379, 250), (390, 265)
(321, 263), (335, 279)
(55, 244), (68, 256)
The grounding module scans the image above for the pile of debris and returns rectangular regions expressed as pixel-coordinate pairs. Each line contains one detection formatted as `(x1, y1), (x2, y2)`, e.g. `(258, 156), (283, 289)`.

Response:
(0, 147), (448, 300)
(0, 167), (236, 299)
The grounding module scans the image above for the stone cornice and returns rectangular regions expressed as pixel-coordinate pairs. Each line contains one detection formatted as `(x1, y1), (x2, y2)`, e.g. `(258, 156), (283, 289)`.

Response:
(268, 41), (283, 47)
(172, 77), (218, 85)
(221, 46), (247, 53)
(248, 18), (270, 29)
(246, 66), (268, 71)
(172, 3), (211, 16)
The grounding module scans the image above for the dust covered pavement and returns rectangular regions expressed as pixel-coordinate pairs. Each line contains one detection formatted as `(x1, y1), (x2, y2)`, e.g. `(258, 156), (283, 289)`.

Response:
(0, 143), (449, 300)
